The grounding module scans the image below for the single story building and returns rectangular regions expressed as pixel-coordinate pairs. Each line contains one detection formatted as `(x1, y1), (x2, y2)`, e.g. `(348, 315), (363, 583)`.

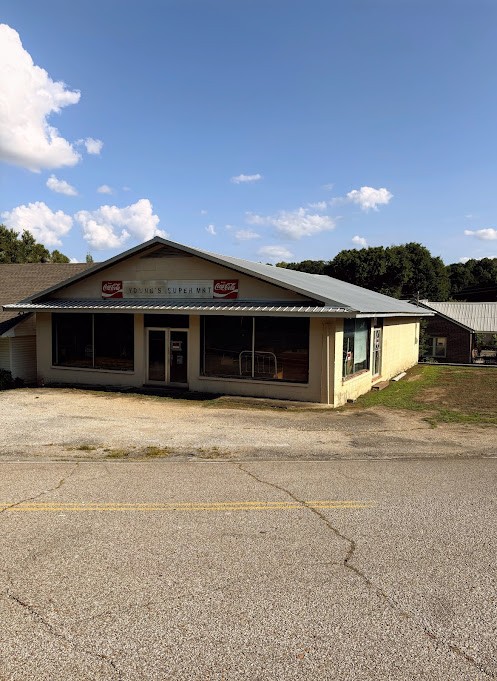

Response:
(0, 263), (90, 383)
(418, 300), (497, 365)
(3, 237), (428, 405)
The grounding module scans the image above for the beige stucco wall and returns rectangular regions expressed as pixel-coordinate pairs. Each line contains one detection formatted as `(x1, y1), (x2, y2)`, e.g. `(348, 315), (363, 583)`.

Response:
(34, 311), (420, 404)
(54, 253), (310, 303)
(331, 317), (420, 407)
(35, 312), (327, 402)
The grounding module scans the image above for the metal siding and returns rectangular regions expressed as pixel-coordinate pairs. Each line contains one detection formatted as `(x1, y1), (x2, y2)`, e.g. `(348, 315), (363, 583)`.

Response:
(419, 302), (497, 332)
(10, 336), (37, 383)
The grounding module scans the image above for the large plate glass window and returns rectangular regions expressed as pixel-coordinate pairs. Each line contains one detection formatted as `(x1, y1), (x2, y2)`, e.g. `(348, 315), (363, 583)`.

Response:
(52, 313), (134, 371)
(343, 319), (370, 378)
(201, 316), (309, 383)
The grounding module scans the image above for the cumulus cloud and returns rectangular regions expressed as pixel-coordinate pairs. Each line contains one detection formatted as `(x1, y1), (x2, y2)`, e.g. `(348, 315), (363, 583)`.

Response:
(308, 201), (327, 211)
(205, 224), (216, 236)
(46, 174), (78, 196)
(97, 184), (113, 194)
(464, 228), (497, 240)
(2, 201), (72, 246)
(75, 199), (166, 250)
(235, 229), (261, 241)
(246, 207), (335, 240)
(84, 137), (103, 155)
(344, 186), (393, 211)
(0, 24), (83, 172)
(258, 245), (293, 261)
(231, 173), (263, 184)
(352, 235), (368, 248)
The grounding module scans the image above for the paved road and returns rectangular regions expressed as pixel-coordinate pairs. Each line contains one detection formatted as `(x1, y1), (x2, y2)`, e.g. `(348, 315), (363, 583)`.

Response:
(1, 459), (496, 680)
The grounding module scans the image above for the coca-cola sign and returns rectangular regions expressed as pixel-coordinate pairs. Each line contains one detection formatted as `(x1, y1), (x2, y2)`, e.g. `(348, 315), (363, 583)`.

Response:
(213, 280), (239, 299)
(102, 281), (123, 298)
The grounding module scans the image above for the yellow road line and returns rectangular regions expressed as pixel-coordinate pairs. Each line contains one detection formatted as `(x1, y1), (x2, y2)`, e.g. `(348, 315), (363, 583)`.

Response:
(0, 500), (374, 513)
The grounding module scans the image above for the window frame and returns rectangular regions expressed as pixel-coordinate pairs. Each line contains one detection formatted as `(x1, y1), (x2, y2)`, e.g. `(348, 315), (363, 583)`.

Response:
(431, 336), (447, 358)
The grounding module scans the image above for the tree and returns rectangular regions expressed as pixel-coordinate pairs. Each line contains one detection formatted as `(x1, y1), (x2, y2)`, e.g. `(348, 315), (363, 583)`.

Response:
(276, 260), (326, 274)
(0, 225), (70, 263)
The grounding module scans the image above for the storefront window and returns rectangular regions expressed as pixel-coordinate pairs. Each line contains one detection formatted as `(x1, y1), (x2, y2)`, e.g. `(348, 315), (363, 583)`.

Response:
(52, 313), (134, 371)
(201, 316), (309, 383)
(343, 319), (370, 377)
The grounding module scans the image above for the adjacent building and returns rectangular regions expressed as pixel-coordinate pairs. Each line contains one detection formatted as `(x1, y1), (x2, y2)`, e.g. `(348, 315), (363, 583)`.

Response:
(0, 263), (90, 383)
(3, 237), (428, 405)
(418, 300), (497, 365)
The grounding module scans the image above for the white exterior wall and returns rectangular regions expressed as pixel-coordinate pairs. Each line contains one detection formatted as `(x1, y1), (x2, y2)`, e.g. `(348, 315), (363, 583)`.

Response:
(0, 338), (11, 372)
(11, 337), (37, 383)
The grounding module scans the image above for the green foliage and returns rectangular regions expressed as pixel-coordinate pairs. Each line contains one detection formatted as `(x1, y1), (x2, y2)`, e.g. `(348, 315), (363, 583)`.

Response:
(86, 253), (94, 264)
(276, 260), (326, 274)
(278, 243), (459, 301)
(0, 225), (70, 263)
(0, 369), (14, 390)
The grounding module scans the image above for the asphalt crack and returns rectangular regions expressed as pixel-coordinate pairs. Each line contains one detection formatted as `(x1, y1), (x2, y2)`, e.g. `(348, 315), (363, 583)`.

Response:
(237, 463), (496, 679)
(0, 462), (80, 515)
(5, 591), (122, 679)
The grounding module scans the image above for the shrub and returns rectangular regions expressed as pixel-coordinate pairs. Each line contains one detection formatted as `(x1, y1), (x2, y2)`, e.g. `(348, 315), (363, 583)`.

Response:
(0, 369), (14, 390)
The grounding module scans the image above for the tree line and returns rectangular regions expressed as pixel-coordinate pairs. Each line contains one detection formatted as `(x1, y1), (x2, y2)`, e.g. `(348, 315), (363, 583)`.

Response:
(0, 225), (70, 263)
(276, 243), (497, 301)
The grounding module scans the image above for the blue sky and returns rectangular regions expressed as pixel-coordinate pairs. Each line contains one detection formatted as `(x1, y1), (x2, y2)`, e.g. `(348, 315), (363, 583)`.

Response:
(1, 0), (497, 265)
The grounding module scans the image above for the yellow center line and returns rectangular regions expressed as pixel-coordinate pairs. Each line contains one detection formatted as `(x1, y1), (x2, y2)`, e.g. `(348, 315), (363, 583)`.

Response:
(0, 500), (374, 513)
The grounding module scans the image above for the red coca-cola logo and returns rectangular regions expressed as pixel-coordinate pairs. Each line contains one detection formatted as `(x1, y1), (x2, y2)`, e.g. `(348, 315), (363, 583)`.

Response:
(213, 279), (238, 299)
(102, 281), (123, 298)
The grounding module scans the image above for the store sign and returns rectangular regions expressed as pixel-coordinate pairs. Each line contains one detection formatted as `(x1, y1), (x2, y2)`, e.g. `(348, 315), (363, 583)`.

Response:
(213, 280), (239, 299)
(102, 281), (123, 298)
(101, 279), (239, 300)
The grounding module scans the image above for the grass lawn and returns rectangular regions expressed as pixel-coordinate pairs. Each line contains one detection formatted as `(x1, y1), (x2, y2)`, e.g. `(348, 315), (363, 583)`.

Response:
(352, 364), (497, 425)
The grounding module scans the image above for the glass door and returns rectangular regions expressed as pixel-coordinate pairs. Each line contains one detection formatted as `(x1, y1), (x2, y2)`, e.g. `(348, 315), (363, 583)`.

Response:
(147, 329), (188, 385)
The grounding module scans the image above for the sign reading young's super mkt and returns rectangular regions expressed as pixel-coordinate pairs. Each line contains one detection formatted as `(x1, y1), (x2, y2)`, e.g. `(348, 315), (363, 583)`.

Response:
(101, 280), (239, 299)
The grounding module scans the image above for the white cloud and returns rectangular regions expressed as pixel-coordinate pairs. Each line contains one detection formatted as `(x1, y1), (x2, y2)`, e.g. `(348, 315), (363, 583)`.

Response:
(231, 173), (263, 184)
(459, 255), (497, 263)
(205, 224), (216, 236)
(97, 184), (113, 194)
(322, 183), (334, 191)
(46, 174), (78, 196)
(352, 235), (368, 248)
(75, 199), (166, 250)
(200, 209), (208, 215)
(84, 137), (103, 155)
(0, 24), (82, 172)
(235, 229), (261, 241)
(258, 245), (293, 261)
(308, 201), (327, 211)
(246, 207), (335, 240)
(2, 201), (72, 246)
(342, 186), (393, 211)
(464, 228), (497, 240)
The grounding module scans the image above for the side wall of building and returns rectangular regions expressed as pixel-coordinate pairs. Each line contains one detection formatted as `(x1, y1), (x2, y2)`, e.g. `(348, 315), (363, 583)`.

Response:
(0, 338), (11, 372)
(332, 318), (420, 407)
(423, 316), (471, 363)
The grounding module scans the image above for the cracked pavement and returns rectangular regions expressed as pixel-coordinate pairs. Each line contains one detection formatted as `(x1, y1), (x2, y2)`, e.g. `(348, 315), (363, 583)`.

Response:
(0, 459), (496, 680)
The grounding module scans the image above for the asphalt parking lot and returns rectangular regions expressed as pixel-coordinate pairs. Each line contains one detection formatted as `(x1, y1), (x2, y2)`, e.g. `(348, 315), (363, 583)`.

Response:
(1, 459), (496, 680)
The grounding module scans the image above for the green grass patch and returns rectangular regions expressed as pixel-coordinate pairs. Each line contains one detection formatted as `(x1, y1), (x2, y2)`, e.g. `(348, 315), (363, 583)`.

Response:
(352, 364), (497, 425)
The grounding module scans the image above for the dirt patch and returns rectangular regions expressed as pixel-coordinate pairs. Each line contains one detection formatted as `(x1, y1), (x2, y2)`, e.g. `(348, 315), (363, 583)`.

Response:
(0, 387), (496, 461)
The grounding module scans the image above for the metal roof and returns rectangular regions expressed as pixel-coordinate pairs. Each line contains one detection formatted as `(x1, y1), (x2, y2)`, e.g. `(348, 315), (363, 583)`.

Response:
(14, 237), (426, 317)
(5, 299), (353, 316)
(418, 301), (497, 332)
